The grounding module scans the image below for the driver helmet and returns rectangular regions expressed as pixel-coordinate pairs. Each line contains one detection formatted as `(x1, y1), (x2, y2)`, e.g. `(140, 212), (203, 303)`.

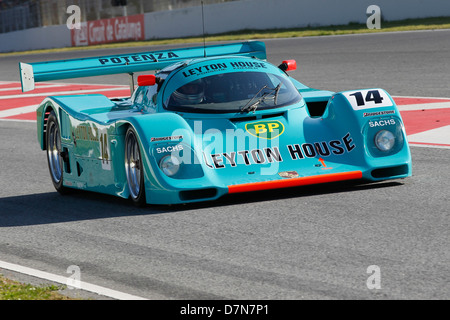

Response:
(173, 79), (204, 104)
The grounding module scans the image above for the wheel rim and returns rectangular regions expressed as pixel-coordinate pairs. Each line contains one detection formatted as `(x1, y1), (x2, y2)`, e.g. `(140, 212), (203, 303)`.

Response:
(125, 131), (142, 200)
(47, 121), (62, 183)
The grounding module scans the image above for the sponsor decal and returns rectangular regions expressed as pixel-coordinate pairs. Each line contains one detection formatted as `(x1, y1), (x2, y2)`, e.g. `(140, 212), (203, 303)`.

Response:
(74, 123), (110, 170)
(316, 157), (333, 170)
(278, 171), (299, 178)
(230, 61), (267, 69)
(204, 133), (356, 169)
(245, 120), (285, 140)
(182, 61), (267, 78)
(182, 63), (228, 78)
(151, 135), (183, 142)
(286, 133), (355, 160)
(368, 119), (396, 128)
(156, 145), (183, 154)
(98, 51), (179, 65)
(363, 110), (395, 117)
(73, 124), (99, 142)
(205, 147), (283, 169)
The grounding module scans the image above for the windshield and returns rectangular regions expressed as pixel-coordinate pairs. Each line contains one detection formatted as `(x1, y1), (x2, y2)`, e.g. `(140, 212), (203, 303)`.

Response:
(163, 62), (302, 113)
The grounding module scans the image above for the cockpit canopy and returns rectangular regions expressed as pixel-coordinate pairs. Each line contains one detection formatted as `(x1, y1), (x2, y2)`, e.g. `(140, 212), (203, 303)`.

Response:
(163, 58), (302, 113)
(133, 57), (302, 114)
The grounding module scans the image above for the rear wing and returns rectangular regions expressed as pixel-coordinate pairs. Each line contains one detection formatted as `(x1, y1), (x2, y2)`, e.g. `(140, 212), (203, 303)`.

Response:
(19, 41), (266, 92)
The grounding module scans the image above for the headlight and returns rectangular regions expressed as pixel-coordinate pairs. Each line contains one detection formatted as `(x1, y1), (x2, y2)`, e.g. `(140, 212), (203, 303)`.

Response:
(159, 155), (181, 177)
(375, 130), (395, 151)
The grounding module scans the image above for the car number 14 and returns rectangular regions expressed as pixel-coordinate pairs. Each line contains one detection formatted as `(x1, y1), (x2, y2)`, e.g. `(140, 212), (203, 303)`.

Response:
(343, 89), (393, 110)
(99, 132), (111, 170)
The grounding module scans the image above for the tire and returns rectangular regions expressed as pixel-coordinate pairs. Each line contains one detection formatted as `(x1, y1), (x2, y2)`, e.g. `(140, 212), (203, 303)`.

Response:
(46, 111), (68, 194)
(124, 127), (146, 206)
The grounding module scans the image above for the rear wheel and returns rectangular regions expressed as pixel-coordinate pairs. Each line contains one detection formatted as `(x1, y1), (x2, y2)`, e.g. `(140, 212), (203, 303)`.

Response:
(46, 111), (67, 194)
(125, 127), (146, 206)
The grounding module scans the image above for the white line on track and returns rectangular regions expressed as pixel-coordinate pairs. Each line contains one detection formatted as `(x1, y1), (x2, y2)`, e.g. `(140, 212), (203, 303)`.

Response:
(0, 118), (36, 123)
(408, 143), (450, 150)
(394, 95), (450, 100)
(0, 80), (128, 88)
(0, 84), (66, 92)
(0, 260), (148, 300)
(407, 125), (450, 146)
(0, 105), (36, 118)
(397, 102), (450, 111)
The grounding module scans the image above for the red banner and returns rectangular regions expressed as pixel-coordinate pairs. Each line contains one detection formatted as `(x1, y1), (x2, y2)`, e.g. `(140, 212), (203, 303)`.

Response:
(71, 14), (145, 47)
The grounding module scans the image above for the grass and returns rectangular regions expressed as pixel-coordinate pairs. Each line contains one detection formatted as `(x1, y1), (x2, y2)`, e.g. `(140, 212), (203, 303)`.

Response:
(1, 16), (449, 56)
(0, 275), (77, 300)
(213, 16), (450, 39)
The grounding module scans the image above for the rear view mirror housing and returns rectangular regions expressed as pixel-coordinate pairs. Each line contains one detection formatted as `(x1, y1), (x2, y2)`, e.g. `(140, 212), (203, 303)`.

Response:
(278, 60), (297, 72)
(137, 75), (157, 86)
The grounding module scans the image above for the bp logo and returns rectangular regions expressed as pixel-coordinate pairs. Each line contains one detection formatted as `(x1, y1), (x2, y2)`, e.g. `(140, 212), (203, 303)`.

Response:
(245, 120), (285, 139)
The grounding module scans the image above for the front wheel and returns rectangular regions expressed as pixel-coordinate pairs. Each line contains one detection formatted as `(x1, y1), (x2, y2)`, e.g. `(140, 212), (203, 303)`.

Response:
(124, 127), (146, 206)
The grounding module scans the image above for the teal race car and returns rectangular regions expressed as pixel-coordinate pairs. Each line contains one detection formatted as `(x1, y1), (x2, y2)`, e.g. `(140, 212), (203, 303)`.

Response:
(20, 41), (411, 206)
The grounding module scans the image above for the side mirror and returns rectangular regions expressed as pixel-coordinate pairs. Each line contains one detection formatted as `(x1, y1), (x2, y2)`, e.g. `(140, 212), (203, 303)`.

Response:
(137, 74), (156, 86)
(278, 60), (297, 72)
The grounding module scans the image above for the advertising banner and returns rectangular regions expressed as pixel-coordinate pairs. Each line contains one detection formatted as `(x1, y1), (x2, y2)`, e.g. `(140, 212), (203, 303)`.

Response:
(71, 14), (144, 47)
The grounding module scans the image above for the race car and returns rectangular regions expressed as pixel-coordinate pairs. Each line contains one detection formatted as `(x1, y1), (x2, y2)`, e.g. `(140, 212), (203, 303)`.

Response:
(19, 41), (411, 206)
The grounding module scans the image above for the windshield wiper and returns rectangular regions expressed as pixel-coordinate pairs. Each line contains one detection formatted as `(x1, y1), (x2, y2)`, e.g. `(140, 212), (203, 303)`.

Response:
(240, 84), (282, 113)
(273, 83), (281, 105)
(240, 85), (267, 113)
